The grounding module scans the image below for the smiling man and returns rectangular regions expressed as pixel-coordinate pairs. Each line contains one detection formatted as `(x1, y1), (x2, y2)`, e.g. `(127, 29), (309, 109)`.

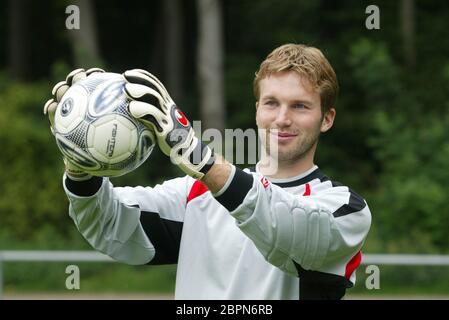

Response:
(256, 69), (335, 178)
(46, 43), (371, 300)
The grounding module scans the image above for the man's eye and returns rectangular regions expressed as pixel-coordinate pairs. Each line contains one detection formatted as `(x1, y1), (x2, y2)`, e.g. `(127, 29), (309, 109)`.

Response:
(293, 103), (306, 109)
(265, 100), (277, 106)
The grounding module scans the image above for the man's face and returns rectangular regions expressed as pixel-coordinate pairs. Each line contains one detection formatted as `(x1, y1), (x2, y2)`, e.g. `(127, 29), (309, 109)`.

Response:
(256, 71), (335, 163)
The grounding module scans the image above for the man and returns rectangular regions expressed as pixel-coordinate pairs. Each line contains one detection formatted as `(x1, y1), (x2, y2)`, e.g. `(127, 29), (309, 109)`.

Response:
(44, 43), (371, 300)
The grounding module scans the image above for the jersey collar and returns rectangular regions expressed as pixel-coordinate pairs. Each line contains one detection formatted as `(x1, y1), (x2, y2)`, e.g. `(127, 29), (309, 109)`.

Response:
(253, 163), (327, 187)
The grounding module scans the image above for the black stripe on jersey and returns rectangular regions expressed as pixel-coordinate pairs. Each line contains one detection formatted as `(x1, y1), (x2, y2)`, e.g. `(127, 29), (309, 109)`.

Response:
(247, 167), (367, 217)
(294, 262), (351, 300)
(215, 167), (254, 212)
(319, 178), (367, 218)
(65, 176), (103, 197)
(247, 167), (327, 188)
(271, 169), (327, 188)
(333, 190), (366, 218)
(137, 208), (183, 265)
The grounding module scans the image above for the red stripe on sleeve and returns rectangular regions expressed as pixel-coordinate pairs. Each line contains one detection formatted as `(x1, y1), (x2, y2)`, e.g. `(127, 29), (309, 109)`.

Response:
(187, 180), (209, 203)
(345, 251), (362, 279)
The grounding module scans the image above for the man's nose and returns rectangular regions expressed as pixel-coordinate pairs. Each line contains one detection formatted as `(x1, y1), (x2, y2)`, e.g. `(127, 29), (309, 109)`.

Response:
(274, 105), (292, 127)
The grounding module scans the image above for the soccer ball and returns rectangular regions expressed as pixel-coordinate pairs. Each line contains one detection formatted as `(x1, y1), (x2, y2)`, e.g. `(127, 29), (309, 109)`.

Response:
(53, 72), (156, 177)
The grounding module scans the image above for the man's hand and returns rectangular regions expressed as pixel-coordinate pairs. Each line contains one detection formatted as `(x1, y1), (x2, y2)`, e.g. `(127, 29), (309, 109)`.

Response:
(43, 68), (104, 181)
(123, 69), (215, 180)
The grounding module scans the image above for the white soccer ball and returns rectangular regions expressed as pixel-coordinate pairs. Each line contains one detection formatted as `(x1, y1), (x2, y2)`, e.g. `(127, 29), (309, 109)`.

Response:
(53, 72), (155, 177)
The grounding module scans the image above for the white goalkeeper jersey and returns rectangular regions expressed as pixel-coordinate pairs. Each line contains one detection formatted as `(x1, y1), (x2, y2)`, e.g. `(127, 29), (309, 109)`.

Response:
(63, 164), (371, 300)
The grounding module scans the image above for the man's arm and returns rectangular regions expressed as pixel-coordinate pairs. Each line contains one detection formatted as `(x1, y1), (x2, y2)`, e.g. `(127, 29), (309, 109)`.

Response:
(64, 175), (192, 265)
(200, 155), (232, 193)
(188, 147), (370, 286)
(44, 68), (192, 266)
(211, 169), (371, 282)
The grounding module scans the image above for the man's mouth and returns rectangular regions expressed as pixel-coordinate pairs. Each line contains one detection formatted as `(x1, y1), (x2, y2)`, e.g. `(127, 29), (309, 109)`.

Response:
(277, 132), (297, 137)
(269, 131), (298, 142)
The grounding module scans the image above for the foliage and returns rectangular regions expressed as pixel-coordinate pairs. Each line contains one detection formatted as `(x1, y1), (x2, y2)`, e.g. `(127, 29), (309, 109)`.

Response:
(348, 38), (449, 252)
(0, 79), (72, 241)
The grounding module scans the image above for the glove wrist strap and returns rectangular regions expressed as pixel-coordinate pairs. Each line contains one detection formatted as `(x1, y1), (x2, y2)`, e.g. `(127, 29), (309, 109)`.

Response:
(187, 140), (215, 175)
(198, 146), (215, 176)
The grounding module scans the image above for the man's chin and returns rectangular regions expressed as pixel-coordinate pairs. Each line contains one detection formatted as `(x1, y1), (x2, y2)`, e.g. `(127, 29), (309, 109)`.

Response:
(269, 144), (313, 162)
(267, 150), (297, 162)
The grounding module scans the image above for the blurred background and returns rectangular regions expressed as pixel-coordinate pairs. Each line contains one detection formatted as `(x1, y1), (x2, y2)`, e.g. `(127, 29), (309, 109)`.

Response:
(0, 0), (448, 299)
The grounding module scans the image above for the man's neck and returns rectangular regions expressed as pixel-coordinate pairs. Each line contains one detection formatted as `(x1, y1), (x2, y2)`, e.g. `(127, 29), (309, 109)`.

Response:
(258, 156), (315, 179)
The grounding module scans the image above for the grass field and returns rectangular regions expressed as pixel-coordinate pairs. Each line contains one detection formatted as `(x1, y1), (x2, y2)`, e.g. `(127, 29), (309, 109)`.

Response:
(3, 293), (448, 300)
(2, 259), (448, 300)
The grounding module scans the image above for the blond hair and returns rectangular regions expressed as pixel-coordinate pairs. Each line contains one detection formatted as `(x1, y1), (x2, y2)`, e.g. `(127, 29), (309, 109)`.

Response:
(254, 43), (338, 113)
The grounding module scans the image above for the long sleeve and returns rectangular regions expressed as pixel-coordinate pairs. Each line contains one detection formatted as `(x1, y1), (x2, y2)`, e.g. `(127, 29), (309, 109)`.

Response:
(214, 167), (371, 284)
(63, 174), (193, 265)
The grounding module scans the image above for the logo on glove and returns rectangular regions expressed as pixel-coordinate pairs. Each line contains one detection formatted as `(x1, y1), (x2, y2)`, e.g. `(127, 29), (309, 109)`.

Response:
(175, 109), (189, 127)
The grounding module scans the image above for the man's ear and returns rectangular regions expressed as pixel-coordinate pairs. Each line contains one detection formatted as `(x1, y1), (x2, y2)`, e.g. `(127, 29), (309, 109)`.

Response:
(255, 101), (259, 109)
(321, 107), (336, 133)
